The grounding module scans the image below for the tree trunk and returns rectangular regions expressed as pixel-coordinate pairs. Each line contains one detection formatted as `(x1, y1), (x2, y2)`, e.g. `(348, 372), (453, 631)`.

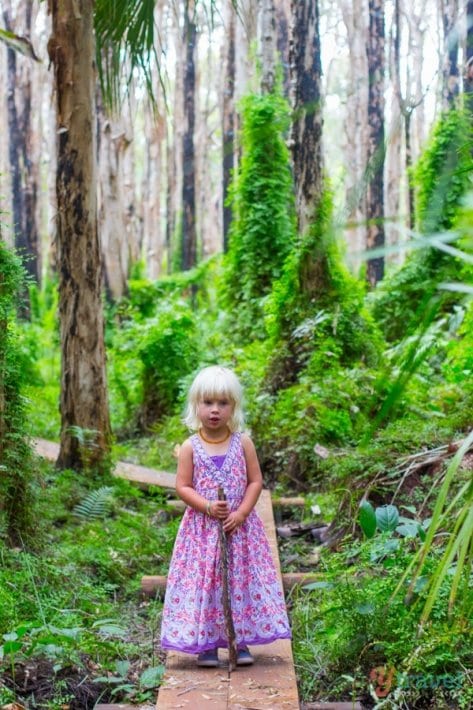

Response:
(366, 0), (386, 285)
(181, 0), (197, 271)
(97, 97), (130, 300)
(275, 0), (291, 97)
(260, 0), (277, 93)
(442, 0), (459, 108)
(222, 0), (236, 251)
(289, 0), (323, 235)
(341, 0), (368, 259)
(3, 0), (41, 288)
(465, 0), (473, 108)
(47, 0), (111, 470)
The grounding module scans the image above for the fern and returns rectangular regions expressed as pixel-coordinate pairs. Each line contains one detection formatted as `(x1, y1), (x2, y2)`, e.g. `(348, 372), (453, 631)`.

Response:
(73, 487), (114, 520)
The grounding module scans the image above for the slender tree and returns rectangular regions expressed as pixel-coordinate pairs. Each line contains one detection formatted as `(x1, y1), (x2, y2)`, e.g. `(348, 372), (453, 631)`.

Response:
(465, 0), (473, 106)
(260, 0), (277, 93)
(222, 0), (236, 251)
(442, 0), (460, 108)
(181, 0), (197, 270)
(366, 0), (386, 285)
(47, 0), (111, 469)
(289, 0), (323, 235)
(2, 0), (41, 288)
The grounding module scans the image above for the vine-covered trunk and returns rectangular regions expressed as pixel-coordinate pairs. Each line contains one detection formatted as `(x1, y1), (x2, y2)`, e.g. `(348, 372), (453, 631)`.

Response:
(181, 0), (197, 271)
(289, 0), (323, 235)
(222, 0), (236, 251)
(366, 0), (385, 285)
(47, 0), (111, 470)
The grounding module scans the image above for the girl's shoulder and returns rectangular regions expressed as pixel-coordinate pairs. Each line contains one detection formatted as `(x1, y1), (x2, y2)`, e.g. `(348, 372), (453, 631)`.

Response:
(240, 431), (256, 452)
(176, 436), (195, 460)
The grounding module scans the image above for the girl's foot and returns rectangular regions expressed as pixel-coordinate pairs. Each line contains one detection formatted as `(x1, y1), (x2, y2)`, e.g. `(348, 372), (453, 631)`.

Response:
(237, 646), (254, 665)
(197, 648), (219, 667)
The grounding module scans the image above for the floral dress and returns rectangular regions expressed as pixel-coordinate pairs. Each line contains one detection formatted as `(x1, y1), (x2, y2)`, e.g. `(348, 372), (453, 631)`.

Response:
(160, 432), (292, 654)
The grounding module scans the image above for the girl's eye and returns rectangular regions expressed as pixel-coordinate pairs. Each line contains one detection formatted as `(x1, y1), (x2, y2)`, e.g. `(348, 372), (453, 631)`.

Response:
(219, 400), (229, 406)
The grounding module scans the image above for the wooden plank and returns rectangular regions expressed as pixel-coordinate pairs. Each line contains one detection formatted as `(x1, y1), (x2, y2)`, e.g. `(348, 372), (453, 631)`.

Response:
(33, 438), (60, 461)
(156, 652), (228, 709)
(33, 438), (176, 489)
(227, 490), (299, 709)
(142, 572), (322, 596)
(156, 490), (300, 709)
(114, 460), (176, 489)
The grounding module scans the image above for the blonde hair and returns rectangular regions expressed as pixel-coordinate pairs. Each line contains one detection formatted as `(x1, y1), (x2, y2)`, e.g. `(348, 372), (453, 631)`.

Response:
(183, 366), (244, 432)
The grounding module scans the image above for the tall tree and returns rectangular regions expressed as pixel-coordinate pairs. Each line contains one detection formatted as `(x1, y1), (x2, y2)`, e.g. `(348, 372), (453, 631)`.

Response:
(2, 0), (41, 288)
(341, 0), (368, 256)
(47, 0), (111, 469)
(441, 0), (460, 108)
(222, 0), (236, 251)
(289, 0), (323, 235)
(366, 0), (386, 285)
(465, 0), (473, 106)
(260, 0), (277, 93)
(181, 0), (197, 270)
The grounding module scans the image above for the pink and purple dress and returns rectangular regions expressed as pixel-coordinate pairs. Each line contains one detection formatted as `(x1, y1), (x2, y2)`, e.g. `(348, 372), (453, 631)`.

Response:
(160, 432), (292, 654)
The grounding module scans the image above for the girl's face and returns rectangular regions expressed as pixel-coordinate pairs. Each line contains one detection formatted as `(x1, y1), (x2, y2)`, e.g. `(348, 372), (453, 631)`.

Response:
(197, 395), (234, 431)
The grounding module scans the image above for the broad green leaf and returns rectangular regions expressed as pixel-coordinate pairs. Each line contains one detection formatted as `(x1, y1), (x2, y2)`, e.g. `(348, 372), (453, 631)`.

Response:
(140, 665), (165, 689)
(359, 500), (377, 538)
(376, 505), (399, 532)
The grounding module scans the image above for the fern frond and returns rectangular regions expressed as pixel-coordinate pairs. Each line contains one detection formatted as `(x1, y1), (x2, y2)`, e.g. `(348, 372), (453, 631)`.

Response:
(73, 486), (115, 520)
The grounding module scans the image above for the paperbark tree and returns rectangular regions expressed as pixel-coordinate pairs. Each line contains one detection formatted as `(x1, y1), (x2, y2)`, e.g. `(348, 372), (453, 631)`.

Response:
(341, 0), (368, 256)
(366, 0), (386, 285)
(222, 0), (236, 251)
(260, 0), (277, 94)
(47, 0), (111, 469)
(465, 0), (473, 107)
(181, 0), (197, 270)
(441, 0), (460, 108)
(2, 0), (41, 288)
(289, 0), (323, 235)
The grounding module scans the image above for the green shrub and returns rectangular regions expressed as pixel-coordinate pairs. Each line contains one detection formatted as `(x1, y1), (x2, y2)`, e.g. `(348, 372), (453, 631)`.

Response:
(0, 241), (40, 547)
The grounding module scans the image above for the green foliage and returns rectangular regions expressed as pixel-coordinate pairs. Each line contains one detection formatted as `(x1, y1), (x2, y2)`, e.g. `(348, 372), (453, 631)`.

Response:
(372, 108), (473, 342)
(224, 90), (296, 334)
(0, 459), (179, 706)
(414, 108), (473, 233)
(109, 299), (200, 431)
(0, 241), (40, 547)
(291, 533), (472, 705)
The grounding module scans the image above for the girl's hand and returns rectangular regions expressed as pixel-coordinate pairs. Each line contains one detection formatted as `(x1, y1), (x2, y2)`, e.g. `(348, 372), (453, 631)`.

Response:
(222, 510), (246, 533)
(209, 500), (229, 519)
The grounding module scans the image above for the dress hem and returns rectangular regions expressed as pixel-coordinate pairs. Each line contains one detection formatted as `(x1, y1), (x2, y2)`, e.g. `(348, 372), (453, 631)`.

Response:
(160, 631), (292, 655)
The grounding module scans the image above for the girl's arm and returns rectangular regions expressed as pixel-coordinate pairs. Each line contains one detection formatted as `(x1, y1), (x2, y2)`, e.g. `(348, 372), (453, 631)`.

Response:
(175, 439), (229, 519)
(223, 433), (263, 532)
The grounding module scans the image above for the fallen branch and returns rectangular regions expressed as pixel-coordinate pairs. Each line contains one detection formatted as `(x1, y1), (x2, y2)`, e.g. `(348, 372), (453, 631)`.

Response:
(218, 486), (237, 671)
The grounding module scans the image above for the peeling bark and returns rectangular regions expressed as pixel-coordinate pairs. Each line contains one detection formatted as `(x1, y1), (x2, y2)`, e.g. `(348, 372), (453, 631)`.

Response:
(47, 0), (111, 469)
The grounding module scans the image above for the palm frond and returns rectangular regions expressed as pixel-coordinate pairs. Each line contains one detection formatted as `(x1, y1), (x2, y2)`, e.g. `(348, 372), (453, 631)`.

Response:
(94, 0), (159, 110)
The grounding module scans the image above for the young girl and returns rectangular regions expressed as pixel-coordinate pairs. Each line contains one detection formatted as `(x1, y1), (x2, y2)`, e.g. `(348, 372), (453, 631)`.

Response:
(160, 365), (291, 667)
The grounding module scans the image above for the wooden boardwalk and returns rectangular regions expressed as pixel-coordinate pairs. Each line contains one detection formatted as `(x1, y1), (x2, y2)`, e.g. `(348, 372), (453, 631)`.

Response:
(33, 439), (300, 709)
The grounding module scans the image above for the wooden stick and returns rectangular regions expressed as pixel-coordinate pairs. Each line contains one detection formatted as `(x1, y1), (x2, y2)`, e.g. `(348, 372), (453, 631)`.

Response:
(218, 486), (238, 671)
